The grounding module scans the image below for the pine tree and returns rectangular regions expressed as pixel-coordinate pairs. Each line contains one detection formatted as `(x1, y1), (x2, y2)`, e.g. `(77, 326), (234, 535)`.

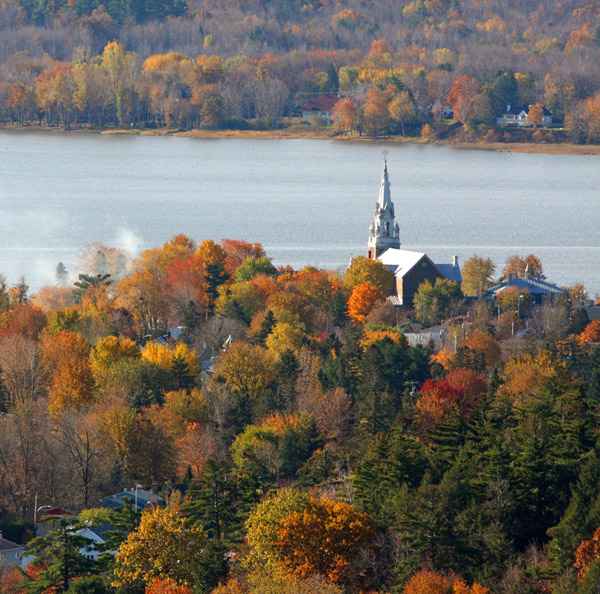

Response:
(204, 261), (228, 316)
(25, 517), (95, 593)
(170, 354), (195, 391)
(256, 310), (276, 345)
(275, 348), (299, 410)
(55, 262), (68, 286)
(548, 447), (600, 570)
(181, 300), (201, 343)
(183, 460), (240, 543)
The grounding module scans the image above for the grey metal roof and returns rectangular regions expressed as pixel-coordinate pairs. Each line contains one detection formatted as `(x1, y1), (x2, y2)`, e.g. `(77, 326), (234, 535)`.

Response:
(435, 263), (462, 284)
(486, 275), (565, 297)
(0, 537), (24, 552)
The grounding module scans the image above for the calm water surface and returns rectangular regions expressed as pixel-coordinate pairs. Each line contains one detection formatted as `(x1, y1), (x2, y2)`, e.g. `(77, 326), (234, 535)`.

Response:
(1, 131), (599, 295)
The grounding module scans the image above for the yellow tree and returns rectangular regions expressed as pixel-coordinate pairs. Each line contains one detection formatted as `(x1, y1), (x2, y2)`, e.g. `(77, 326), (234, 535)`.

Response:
(499, 350), (572, 404)
(265, 322), (306, 355)
(101, 41), (137, 127)
(389, 90), (415, 136)
(96, 398), (137, 480)
(213, 342), (276, 403)
(90, 335), (140, 382)
(344, 256), (395, 295)
(141, 341), (199, 375)
(197, 240), (228, 314)
(41, 331), (96, 413)
(113, 506), (207, 587)
(461, 255), (496, 297)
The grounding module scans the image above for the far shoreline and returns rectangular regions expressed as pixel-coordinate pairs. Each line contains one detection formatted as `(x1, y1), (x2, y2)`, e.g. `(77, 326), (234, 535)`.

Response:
(2, 124), (600, 155)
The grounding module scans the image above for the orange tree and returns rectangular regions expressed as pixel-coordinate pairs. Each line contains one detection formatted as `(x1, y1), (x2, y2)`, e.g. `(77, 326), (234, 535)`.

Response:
(245, 488), (376, 589)
(347, 282), (385, 324)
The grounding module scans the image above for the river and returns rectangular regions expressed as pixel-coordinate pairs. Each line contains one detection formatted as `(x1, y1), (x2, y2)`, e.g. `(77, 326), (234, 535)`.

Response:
(1, 131), (599, 296)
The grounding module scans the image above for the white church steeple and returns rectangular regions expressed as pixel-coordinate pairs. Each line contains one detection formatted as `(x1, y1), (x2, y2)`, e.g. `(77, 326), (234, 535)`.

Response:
(367, 159), (400, 259)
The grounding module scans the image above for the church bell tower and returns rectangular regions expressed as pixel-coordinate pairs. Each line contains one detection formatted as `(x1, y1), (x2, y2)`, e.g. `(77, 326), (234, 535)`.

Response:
(367, 159), (400, 259)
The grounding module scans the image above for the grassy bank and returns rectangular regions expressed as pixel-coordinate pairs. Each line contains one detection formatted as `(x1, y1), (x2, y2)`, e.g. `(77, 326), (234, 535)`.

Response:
(3, 123), (600, 154)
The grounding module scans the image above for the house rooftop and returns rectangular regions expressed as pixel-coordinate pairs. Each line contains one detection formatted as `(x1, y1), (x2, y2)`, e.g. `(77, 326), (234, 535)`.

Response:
(101, 488), (163, 511)
(0, 536), (24, 552)
(301, 94), (340, 112)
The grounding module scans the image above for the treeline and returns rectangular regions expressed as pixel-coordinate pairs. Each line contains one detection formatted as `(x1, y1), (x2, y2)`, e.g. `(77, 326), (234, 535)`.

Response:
(2, 237), (600, 593)
(1, 0), (600, 141)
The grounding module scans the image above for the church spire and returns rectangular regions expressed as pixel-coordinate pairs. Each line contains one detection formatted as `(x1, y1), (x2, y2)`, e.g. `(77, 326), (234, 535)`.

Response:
(367, 158), (400, 260)
(378, 159), (393, 214)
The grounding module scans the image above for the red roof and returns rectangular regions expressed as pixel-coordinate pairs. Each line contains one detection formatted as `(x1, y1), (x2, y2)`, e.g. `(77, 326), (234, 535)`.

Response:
(301, 94), (340, 112)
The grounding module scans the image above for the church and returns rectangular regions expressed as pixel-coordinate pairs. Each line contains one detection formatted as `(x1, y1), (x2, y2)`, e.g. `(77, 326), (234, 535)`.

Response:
(366, 159), (462, 308)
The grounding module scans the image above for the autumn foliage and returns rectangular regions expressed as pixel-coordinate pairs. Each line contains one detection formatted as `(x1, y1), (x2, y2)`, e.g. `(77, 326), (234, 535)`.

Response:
(347, 282), (385, 324)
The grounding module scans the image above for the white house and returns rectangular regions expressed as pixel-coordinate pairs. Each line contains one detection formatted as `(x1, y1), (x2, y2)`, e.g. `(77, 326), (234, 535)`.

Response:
(301, 94), (340, 124)
(496, 104), (552, 127)
(76, 525), (118, 561)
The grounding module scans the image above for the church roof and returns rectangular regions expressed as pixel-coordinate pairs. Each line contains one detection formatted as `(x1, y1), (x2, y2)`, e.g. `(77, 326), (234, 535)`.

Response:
(379, 248), (432, 278)
(435, 262), (462, 284)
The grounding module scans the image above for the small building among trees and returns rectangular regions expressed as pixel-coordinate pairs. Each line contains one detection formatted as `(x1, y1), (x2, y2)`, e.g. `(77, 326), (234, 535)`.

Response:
(301, 94), (340, 124)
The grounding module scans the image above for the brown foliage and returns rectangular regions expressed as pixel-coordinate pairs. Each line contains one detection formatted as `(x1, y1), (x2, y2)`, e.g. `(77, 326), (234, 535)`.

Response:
(575, 527), (600, 580)
(4, 303), (47, 340)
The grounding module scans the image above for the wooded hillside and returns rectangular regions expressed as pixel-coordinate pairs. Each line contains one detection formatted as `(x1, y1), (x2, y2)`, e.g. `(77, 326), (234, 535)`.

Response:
(1, 0), (600, 140)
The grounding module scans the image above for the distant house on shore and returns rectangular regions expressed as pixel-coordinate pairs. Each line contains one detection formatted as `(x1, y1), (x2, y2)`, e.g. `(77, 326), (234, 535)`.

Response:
(301, 94), (340, 124)
(496, 104), (552, 127)
(366, 160), (461, 308)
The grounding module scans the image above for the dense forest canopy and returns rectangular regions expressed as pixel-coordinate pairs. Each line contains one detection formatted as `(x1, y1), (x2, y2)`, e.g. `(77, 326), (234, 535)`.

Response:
(1, 0), (600, 140)
(2, 238), (600, 593)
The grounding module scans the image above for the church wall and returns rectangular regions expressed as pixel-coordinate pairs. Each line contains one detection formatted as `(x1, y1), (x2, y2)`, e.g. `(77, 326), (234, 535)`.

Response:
(400, 258), (443, 308)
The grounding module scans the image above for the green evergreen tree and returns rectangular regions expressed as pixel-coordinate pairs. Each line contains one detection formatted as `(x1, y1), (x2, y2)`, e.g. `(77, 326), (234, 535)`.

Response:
(274, 348), (300, 410)
(170, 354), (195, 391)
(182, 300), (202, 343)
(25, 517), (95, 593)
(183, 459), (240, 543)
(548, 447), (600, 570)
(204, 261), (228, 316)
(256, 309), (276, 346)
(72, 273), (111, 304)
(192, 538), (229, 593)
